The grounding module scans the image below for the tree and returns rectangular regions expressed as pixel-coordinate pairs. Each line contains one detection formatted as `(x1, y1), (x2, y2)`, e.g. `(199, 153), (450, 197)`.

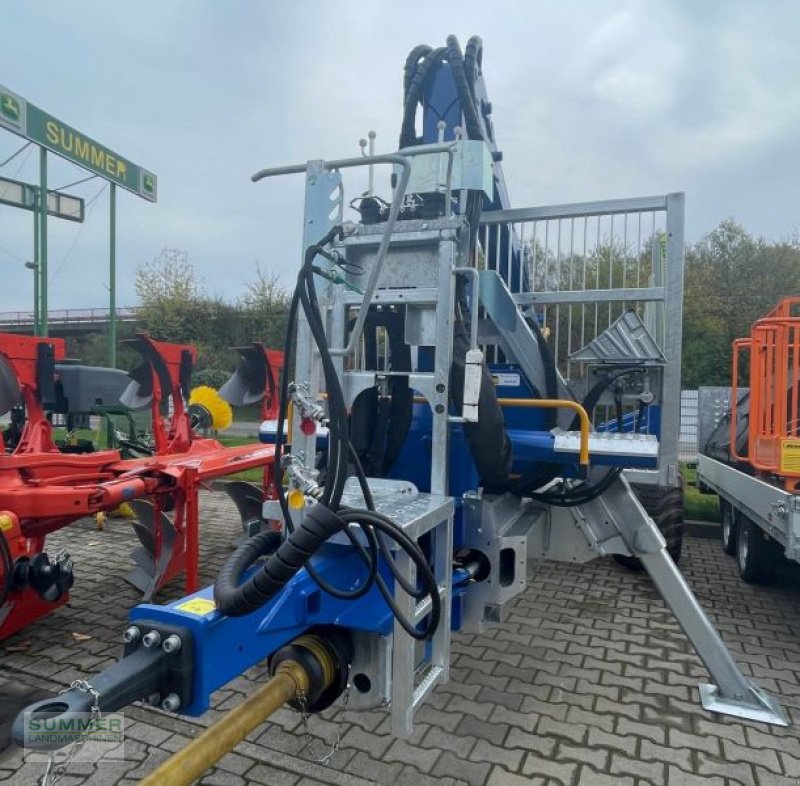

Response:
(135, 249), (205, 342)
(517, 234), (658, 379)
(236, 264), (289, 350)
(681, 221), (800, 388)
(134, 251), (290, 385)
(67, 325), (140, 371)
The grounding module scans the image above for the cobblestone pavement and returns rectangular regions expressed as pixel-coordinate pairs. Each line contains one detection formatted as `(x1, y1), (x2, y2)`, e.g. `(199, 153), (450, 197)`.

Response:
(1, 492), (800, 786)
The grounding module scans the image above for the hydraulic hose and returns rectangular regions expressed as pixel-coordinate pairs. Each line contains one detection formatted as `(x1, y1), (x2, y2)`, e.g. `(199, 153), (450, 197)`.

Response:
(214, 503), (345, 617)
(0, 529), (12, 608)
(445, 35), (482, 140)
(215, 231), (441, 639)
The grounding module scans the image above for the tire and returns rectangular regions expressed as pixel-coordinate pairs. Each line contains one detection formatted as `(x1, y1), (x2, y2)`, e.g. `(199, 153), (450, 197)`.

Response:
(736, 517), (775, 584)
(615, 480), (685, 571)
(720, 500), (738, 556)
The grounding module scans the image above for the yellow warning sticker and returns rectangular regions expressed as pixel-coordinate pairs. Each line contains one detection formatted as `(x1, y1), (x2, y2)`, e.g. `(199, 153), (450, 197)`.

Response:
(780, 439), (800, 473)
(175, 598), (217, 616)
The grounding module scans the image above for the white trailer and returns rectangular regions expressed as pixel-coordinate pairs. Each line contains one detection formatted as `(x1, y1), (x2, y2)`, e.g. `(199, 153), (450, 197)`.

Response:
(697, 452), (800, 582)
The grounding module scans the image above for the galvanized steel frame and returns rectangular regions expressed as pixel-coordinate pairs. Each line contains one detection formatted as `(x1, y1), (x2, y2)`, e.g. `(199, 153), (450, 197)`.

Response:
(479, 192), (685, 488)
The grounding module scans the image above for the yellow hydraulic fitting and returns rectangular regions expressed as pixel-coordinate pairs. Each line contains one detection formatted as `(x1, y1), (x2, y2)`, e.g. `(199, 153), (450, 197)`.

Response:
(287, 488), (306, 510)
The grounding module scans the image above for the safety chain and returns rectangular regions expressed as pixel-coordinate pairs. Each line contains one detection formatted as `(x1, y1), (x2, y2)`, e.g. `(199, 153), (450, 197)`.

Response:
(41, 680), (101, 786)
(296, 686), (349, 767)
(52, 548), (70, 565)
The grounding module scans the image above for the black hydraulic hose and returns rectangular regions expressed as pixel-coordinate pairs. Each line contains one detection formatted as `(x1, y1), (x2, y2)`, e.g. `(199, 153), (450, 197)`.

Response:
(404, 44), (433, 95)
(400, 46), (447, 148)
(213, 531), (282, 615)
(568, 368), (642, 431)
(288, 262), (381, 599)
(637, 401), (648, 433)
(301, 264), (349, 507)
(445, 35), (482, 140)
(0, 529), (12, 608)
(529, 467), (622, 507)
(340, 507), (441, 639)
(272, 258), (378, 602)
(463, 36), (483, 86)
(214, 505), (354, 616)
(218, 233), (440, 638)
(400, 36), (482, 149)
(348, 438), (422, 603)
(298, 262), (439, 636)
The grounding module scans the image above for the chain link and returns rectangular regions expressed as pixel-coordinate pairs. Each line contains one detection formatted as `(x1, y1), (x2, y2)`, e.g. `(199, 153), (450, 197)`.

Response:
(41, 680), (101, 786)
(52, 548), (70, 565)
(296, 686), (349, 767)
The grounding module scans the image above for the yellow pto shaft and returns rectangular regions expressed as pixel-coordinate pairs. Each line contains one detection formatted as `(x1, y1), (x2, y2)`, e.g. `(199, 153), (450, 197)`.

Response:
(140, 633), (338, 786)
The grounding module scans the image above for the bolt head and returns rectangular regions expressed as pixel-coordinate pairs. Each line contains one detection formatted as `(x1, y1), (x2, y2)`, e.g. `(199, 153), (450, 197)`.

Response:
(161, 693), (181, 712)
(122, 626), (140, 644)
(142, 630), (161, 648)
(162, 634), (182, 654)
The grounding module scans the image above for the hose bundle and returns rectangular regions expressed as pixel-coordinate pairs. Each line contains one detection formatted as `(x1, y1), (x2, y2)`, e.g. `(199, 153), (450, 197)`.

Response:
(400, 36), (629, 508)
(400, 36), (484, 149)
(214, 228), (440, 640)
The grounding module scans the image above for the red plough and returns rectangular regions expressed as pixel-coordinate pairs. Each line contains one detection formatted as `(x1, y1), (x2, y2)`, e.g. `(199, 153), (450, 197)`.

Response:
(0, 333), (280, 639)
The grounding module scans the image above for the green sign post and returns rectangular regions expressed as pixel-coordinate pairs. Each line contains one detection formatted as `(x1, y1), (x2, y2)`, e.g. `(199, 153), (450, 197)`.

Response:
(0, 83), (157, 365)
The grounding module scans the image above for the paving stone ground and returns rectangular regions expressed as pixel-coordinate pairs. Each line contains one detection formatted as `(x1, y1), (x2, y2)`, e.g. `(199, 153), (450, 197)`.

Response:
(1, 492), (800, 786)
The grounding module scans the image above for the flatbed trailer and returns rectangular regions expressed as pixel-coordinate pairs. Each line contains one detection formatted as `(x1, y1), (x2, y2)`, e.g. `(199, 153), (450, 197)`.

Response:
(697, 453), (800, 581)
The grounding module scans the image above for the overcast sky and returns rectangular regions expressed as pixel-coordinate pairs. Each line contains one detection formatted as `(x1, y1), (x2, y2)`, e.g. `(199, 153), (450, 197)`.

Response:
(0, 1), (798, 313)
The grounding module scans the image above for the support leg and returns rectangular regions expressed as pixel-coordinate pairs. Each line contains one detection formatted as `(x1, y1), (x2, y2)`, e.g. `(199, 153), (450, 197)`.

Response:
(572, 474), (788, 726)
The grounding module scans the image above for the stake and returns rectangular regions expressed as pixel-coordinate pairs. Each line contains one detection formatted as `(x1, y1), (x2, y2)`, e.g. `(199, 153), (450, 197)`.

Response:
(38, 147), (47, 337)
(109, 182), (117, 367)
(32, 208), (39, 335)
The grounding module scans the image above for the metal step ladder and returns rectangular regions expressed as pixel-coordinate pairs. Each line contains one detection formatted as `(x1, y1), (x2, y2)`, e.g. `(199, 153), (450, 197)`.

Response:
(340, 478), (453, 737)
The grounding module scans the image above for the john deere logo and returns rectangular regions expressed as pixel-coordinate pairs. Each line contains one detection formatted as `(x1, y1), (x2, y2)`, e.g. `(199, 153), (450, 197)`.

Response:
(1, 93), (20, 122)
(143, 174), (154, 193)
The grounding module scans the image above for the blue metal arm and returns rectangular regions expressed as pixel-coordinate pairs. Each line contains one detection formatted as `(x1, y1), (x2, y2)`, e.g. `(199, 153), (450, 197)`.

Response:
(130, 542), (396, 715)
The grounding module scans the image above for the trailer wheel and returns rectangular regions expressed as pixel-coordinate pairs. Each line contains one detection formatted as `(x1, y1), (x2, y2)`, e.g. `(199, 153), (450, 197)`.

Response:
(615, 481), (684, 570)
(736, 517), (775, 584)
(720, 500), (737, 556)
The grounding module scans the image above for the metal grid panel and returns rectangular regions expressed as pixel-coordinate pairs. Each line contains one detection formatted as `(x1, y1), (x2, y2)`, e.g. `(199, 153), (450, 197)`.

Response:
(480, 198), (669, 380)
(680, 389), (699, 463)
(479, 194), (685, 486)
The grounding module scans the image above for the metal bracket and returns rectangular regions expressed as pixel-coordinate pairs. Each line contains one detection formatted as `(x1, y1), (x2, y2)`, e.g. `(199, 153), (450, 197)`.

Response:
(699, 682), (788, 726)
